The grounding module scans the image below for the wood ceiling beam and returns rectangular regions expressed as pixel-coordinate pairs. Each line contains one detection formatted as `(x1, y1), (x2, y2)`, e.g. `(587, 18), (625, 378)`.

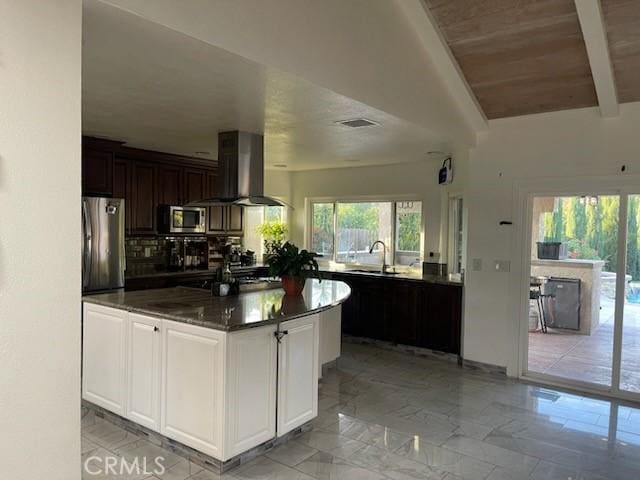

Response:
(397, 0), (488, 136)
(575, 0), (619, 117)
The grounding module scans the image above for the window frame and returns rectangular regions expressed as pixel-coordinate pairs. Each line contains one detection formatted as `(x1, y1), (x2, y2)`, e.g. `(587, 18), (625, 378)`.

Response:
(243, 203), (289, 258)
(305, 195), (424, 268)
(447, 195), (465, 274)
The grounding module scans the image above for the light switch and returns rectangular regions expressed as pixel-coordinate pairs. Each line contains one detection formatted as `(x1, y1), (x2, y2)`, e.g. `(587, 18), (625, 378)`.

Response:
(144, 247), (152, 257)
(472, 258), (482, 271)
(494, 260), (510, 272)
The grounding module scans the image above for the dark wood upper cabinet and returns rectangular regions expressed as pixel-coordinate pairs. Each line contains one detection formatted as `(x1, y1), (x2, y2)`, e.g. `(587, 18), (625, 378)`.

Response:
(207, 205), (244, 235)
(82, 147), (113, 196)
(208, 206), (226, 234)
(113, 157), (131, 232)
(183, 167), (206, 204)
(206, 171), (219, 198)
(226, 206), (244, 235)
(130, 161), (156, 234)
(157, 164), (183, 205)
(82, 136), (220, 235)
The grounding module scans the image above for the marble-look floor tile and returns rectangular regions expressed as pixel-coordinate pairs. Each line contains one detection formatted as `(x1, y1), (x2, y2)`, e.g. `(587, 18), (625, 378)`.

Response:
(347, 444), (446, 480)
(441, 436), (539, 476)
(231, 456), (315, 480)
(394, 438), (495, 480)
(81, 447), (149, 480)
(296, 429), (367, 459)
(154, 457), (204, 480)
(265, 440), (318, 467)
(325, 416), (413, 451)
(113, 438), (185, 472)
(82, 418), (140, 451)
(295, 451), (388, 480)
(80, 342), (640, 480)
(82, 437), (101, 455)
(529, 460), (609, 480)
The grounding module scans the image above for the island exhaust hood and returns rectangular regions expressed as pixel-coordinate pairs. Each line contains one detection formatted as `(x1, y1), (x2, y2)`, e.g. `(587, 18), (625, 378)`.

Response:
(187, 131), (285, 207)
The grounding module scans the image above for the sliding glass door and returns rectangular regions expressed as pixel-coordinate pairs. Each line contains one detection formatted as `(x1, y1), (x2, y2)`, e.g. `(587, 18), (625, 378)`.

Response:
(525, 191), (640, 401)
(620, 194), (640, 396)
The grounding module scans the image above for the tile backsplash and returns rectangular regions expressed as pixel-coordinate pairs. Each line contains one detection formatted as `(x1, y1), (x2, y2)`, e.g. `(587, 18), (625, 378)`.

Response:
(125, 237), (170, 277)
(126, 237), (167, 259)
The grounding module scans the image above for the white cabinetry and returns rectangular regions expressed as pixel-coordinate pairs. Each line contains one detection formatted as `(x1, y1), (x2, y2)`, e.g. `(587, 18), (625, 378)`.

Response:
(82, 303), (322, 460)
(225, 324), (277, 457)
(82, 303), (127, 415)
(160, 320), (225, 458)
(126, 313), (161, 430)
(277, 314), (319, 437)
(319, 306), (341, 377)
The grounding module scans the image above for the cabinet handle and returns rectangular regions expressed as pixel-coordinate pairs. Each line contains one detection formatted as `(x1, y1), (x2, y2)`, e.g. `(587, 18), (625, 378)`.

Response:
(154, 326), (159, 332)
(274, 330), (288, 343)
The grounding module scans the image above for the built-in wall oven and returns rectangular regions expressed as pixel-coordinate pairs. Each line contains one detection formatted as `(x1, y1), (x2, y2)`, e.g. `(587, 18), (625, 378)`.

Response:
(158, 205), (206, 234)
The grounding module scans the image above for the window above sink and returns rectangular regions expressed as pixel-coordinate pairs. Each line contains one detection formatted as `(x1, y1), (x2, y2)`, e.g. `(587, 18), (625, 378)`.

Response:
(307, 197), (423, 269)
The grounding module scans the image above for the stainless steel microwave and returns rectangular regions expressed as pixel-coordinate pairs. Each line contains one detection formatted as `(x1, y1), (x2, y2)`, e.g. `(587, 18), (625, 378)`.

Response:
(158, 205), (206, 234)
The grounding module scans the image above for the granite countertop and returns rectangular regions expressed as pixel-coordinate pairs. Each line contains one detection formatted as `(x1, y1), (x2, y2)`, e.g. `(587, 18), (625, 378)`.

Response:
(83, 279), (351, 331)
(321, 268), (463, 286)
(126, 264), (268, 280)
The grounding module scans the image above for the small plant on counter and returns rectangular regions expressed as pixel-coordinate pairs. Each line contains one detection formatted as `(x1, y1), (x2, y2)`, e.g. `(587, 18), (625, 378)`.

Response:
(265, 241), (320, 296)
(257, 220), (288, 255)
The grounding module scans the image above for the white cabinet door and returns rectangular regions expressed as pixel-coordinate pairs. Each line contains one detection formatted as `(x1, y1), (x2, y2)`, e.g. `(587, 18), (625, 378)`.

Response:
(161, 320), (225, 459)
(82, 303), (128, 415)
(126, 313), (161, 431)
(226, 325), (277, 457)
(319, 306), (342, 377)
(277, 314), (319, 437)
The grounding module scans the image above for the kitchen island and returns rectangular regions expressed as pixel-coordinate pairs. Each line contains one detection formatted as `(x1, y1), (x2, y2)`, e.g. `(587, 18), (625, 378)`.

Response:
(82, 279), (350, 472)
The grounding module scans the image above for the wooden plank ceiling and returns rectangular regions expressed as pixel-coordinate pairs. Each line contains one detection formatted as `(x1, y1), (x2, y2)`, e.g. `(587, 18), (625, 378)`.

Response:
(424, 0), (598, 119)
(601, 0), (640, 103)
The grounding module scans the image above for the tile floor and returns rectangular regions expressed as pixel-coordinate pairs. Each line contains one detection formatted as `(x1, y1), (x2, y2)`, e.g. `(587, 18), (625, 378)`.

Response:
(529, 297), (640, 391)
(82, 342), (640, 479)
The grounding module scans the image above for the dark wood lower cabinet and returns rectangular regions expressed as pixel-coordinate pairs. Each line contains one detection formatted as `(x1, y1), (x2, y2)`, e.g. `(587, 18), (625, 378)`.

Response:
(332, 273), (462, 355)
(421, 284), (462, 354)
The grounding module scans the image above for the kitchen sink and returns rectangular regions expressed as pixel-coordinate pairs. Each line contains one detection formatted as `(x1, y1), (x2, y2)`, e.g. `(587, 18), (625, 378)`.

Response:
(347, 269), (401, 275)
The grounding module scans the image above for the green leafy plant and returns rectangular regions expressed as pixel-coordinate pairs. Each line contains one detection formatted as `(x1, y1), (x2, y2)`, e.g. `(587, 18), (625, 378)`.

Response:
(257, 220), (288, 255)
(266, 242), (320, 280)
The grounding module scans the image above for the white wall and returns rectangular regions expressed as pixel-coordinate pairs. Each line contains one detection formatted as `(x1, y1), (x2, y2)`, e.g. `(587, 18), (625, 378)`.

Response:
(281, 150), (468, 261)
(465, 102), (640, 374)
(0, 1), (82, 479)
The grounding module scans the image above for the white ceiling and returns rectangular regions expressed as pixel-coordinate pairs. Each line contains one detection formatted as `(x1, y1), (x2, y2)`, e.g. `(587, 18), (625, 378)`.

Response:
(83, 1), (449, 171)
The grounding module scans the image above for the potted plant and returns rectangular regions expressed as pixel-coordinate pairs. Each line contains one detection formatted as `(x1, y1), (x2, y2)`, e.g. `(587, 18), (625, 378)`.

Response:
(257, 220), (288, 258)
(266, 242), (320, 296)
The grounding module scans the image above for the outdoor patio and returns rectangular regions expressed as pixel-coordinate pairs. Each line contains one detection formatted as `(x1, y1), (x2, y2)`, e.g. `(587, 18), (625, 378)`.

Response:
(529, 297), (640, 392)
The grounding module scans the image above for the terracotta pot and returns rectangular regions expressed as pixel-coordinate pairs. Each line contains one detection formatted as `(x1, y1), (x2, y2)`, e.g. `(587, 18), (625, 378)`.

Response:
(281, 275), (306, 296)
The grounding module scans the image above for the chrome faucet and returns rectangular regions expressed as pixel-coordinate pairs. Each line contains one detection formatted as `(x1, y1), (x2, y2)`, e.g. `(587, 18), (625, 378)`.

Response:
(369, 240), (387, 274)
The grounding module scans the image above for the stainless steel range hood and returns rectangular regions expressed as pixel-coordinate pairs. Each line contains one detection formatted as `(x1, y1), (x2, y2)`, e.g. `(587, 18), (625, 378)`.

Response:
(187, 131), (285, 207)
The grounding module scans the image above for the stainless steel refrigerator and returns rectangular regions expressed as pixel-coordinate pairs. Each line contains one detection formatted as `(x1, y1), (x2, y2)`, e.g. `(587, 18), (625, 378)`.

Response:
(82, 197), (125, 293)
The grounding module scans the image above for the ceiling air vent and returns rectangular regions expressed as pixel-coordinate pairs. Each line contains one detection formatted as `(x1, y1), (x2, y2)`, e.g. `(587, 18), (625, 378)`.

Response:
(336, 118), (379, 128)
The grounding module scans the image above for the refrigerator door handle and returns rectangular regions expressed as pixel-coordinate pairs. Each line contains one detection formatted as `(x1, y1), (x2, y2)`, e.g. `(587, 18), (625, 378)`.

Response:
(82, 200), (92, 289)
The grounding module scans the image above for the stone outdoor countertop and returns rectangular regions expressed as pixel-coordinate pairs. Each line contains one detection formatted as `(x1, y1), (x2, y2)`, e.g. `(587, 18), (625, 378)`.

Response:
(83, 279), (350, 331)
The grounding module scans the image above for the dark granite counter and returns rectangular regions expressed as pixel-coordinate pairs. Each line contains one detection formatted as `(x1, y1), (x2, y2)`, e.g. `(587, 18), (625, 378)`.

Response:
(83, 279), (350, 331)
(125, 264), (268, 280)
(321, 268), (463, 287)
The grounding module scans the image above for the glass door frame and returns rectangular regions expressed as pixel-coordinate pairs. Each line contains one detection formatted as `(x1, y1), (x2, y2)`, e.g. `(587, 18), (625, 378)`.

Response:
(517, 182), (640, 403)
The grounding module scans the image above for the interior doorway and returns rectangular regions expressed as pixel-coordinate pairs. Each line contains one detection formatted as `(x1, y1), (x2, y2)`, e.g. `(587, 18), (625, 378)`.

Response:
(522, 191), (640, 402)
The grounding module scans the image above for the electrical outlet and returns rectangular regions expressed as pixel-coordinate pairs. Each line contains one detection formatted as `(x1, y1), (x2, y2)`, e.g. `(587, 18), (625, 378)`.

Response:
(494, 260), (510, 272)
(472, 258), (482, 271)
